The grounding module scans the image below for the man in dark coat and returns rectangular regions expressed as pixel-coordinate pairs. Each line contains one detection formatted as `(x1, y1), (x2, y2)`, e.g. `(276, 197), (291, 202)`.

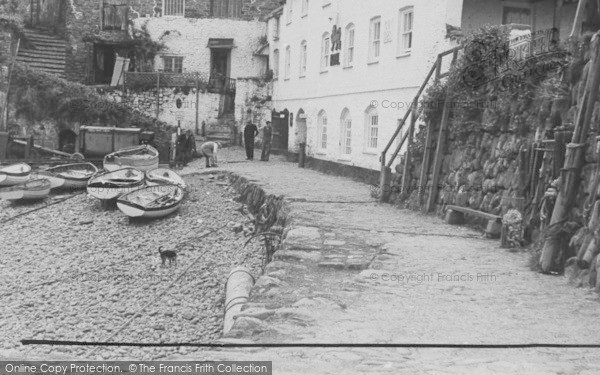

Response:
(260, 121), (273, 161)
(244, 121), (259, 160)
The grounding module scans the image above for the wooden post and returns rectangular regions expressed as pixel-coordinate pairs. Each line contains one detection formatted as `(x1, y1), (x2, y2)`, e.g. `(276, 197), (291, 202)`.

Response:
(418, 122), (434, 205)
(380, 164), (392, 203)
(195, 74), (200, 135)
(4, 38), (20, 132)
(540, 31), (600, 273)
(400, 107), (417, 196)
(155, 71), (160, 120)
(570, 0), (587, 38)
(426, 86), (453, 212)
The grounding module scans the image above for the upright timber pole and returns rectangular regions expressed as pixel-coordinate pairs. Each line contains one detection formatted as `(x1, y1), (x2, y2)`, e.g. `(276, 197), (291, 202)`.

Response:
(426, 85), (453, 212)
(540, 31), (600, 273)
(401, 105), (418, 196)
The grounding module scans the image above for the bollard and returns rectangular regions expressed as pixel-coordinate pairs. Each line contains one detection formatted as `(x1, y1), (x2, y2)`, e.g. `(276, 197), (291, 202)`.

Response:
(298, 142), (306, 168)
(223, 266), (255, 335)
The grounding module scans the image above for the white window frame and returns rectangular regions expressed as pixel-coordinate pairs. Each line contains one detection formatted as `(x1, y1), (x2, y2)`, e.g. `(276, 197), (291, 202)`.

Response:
(369, 17), (381, 63)
(365, 107), (379, 152)
(284, 46), (291, 80)
(344, 23), (355, 67)
(299, 41), (307, 77)
(162, 56), (184, 73)
(318, 110), (327, 150)
(273, 17), (280, 40)
(273, 49), (279, 78)
(163, 0), (185, 17)
(301, 0), (308, 17)
(321, 32), (330, 72)
(398, 7), (413, 56)
(340, 109), (352, 158)
(287, 0), (293, 24)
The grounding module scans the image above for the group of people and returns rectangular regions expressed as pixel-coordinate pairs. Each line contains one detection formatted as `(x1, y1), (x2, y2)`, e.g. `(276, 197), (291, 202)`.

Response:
(243, 120), (272, 162)
(174, 119), (273, 169)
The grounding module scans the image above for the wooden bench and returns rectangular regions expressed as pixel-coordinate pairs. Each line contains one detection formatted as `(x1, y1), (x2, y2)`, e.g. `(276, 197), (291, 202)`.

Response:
(445, 205), (503, 238)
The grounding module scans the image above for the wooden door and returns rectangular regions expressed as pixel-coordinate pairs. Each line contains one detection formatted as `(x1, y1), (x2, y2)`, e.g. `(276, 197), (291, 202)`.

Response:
(271, 109), (289, 153)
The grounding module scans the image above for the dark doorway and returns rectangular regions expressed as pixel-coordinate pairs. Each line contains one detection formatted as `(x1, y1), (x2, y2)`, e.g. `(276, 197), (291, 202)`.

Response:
(29, 0), (63, 31)
(58, 129), (77, 153)
(209, 49), (231, 92)
(271, 109), (289, 153)
(93, 44), (117, 85)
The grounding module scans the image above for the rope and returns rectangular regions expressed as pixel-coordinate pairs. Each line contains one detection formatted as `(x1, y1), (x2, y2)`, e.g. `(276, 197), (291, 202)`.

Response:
(1, 192), (84, 224)
(86, 223), (228, 358)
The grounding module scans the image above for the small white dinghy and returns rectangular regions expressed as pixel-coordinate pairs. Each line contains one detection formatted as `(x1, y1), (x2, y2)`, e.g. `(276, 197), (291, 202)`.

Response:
(0, 179), (51, 201)
(145, 168), (187, 190)
(117, 184), (184, 219)
(43, 163), (99, 189)
(0, 163), (32, 186)
(87, 167), (145, 201)
(104, 145), (159, 172)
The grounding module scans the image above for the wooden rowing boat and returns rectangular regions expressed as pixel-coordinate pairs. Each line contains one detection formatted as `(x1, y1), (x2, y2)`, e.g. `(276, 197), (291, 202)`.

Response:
(45, 162), (99, 189)
(0, 163), (31, 186)
(145, 168), (187, 190)
(117, 184), (184, 219)
(0, 178), (51, 201)
(103, 145), (159, 172)
(87, 167), (145, 201)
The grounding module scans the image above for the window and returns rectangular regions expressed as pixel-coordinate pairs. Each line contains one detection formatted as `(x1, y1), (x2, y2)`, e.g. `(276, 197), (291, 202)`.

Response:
(365, 107), (379, 151)
(284, 46), (291, 79)
(211, 0), (243, 18)
(287, 0), (293, 24)
(273, 49), (279, 78)
(163, 0), (185, 16)
(398, 7), (413, 55)
(344, 23), (355, 67)
(301, 0), (308, 16)
(102, 2), (129, 31)
(369, 17), (381, 62)
(340, 109), (352, 156)
(273, 17), (280, 39)
(321, 32), (330, 71)
(299, 41), (307, 77)
(502, 6), (531, 26)
(162, 56), (183, 73)
(318, 110), (327, 150)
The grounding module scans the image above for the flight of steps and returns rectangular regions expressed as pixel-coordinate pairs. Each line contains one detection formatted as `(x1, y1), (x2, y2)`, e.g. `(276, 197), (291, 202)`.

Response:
(205, 113), (236, 146)
(16, 28), (67, 78)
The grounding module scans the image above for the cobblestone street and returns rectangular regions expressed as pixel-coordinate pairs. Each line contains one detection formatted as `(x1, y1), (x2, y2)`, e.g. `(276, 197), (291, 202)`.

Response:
(175, 148), (600, 374)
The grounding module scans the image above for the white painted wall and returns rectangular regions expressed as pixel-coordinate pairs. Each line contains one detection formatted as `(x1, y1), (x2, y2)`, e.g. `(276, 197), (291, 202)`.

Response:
(267, 0), (460, 171)
(133, 17), (268, 79)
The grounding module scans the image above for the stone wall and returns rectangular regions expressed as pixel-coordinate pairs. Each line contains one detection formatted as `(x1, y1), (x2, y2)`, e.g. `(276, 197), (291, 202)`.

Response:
(62, 0), (278, 84)
(100, 86), (221, 133)
(235, 77), (272, 142)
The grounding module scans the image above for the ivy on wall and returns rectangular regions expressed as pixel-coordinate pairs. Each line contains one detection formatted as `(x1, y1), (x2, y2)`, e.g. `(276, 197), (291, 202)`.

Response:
(11, 63), (173, 158)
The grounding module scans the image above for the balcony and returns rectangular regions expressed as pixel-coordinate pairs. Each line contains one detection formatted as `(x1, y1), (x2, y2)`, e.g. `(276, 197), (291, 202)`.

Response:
(207, 74), (236, 95)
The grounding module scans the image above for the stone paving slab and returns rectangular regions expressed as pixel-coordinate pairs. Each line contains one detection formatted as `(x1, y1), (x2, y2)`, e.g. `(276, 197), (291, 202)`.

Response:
(175, 148), (600, 373)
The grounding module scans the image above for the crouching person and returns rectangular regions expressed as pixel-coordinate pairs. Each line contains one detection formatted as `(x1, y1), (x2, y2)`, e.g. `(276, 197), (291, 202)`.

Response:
(198, 141), (221, 168)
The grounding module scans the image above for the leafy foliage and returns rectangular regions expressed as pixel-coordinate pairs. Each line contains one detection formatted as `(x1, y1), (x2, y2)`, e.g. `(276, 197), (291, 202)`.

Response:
(11, 63), (173, 159)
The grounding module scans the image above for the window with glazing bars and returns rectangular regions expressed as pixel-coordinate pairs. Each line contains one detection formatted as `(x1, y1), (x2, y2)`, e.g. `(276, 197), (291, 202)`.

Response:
(164, 0), (185, 16)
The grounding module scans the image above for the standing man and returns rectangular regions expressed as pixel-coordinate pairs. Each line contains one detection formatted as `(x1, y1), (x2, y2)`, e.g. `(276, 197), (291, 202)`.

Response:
(260, 121), (273, 161)
(244, 121), (259, 160)
(198, 141), (220, 168)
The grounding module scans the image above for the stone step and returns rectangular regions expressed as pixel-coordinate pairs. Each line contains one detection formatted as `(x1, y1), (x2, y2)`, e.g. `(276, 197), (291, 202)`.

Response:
(23, 30), (66, 42)
(24, 37), (67, 47)
(25, 44), (67, 53)
(18, 50), (66, 60)
(16, 57), (65, 70)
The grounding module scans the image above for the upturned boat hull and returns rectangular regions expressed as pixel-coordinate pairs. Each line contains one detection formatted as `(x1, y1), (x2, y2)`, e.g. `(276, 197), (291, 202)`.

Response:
(0, 179), (51, 201)
(117, 184), (184, 219)
(87, 167), (145, 201)
(103, 145), (159, 172)
(145, 168), (187, 190)
(0, 163), (32, 186)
